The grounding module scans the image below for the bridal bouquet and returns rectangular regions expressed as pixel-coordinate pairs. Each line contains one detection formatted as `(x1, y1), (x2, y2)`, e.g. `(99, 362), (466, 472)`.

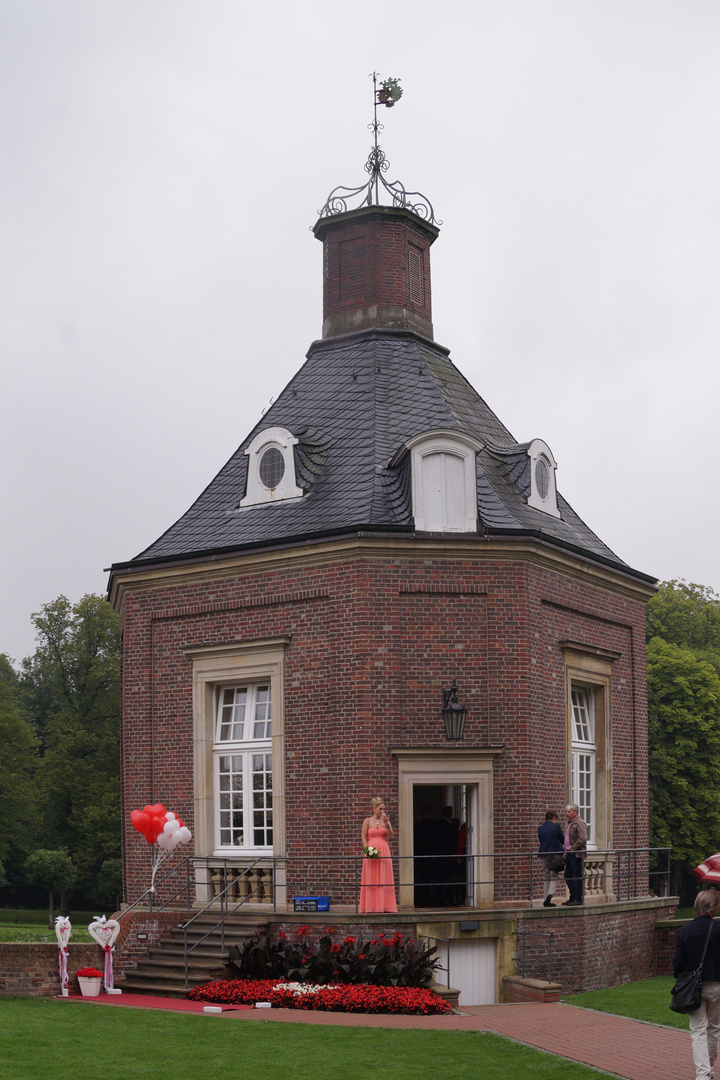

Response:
(363, 845), (380, 859)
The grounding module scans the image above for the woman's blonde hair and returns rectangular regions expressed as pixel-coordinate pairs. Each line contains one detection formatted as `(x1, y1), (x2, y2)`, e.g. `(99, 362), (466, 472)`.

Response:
(371, 797), (384, 809)
(694, 890), (720, 917)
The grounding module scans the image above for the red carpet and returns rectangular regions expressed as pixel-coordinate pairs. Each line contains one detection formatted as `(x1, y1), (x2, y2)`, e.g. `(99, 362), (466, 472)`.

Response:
(63, 993), (253, 1012)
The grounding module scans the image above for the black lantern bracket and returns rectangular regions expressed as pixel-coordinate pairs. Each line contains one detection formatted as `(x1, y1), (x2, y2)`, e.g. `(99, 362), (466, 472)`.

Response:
(441, 678), (467, 741)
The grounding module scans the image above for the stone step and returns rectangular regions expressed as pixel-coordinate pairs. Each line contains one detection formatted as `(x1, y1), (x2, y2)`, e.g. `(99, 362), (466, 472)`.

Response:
(121, 914), (268, 997)
(139, 954), (225, 972)
(119, 978), (198, 997)
(147, 945), (230, 962)
(124, 962), (218, 983)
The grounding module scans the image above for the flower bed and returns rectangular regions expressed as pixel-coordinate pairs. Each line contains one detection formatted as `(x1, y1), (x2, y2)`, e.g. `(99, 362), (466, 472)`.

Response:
(227, 927), (439, 987)
(188, 978), (451, 1015)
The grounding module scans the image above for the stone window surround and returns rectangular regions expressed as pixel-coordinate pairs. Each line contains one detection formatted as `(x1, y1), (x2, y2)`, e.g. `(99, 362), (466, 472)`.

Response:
(561, 641), (620, 859)
(390, 747), (503, 910)
(527, 438), (560, 518)
(240, 427), (304, 508)
(182, 637), (290, 904)
(405, 429), (484, 534)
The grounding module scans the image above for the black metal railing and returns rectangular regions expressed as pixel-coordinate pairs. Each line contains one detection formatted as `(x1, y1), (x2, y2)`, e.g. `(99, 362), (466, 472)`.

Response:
(121, 845), (671, 918)
(515, 930), (556, 983)
(118, 846), (671, 990)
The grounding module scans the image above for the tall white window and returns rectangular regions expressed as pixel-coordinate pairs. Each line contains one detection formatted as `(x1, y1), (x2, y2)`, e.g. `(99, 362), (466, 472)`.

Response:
(214, 684), (273, 851)
(571, 686), (595, 847)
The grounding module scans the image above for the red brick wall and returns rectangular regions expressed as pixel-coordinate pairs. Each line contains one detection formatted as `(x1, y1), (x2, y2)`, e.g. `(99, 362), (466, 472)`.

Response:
(655, 919), (684, 976)
(515, 905), (669, 993)
(0, 943), (101, 997)
(315, 207), (436, 330)
(117, 544), (650, 914)
(0, 911), (191, 996)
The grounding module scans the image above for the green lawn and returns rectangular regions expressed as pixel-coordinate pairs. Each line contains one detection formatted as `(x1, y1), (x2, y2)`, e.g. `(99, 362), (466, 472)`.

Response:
(564, 975), (688, 1030)
(0, 998), (614, 1080)
(0, 910), (97, 943)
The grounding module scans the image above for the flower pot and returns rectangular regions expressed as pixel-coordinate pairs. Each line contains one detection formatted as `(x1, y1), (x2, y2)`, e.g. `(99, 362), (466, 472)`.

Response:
(77, 976), (102, 997)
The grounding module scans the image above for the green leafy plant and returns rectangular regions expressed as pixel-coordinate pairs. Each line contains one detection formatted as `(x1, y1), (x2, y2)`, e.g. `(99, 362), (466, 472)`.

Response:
(227, 926), (439, 987)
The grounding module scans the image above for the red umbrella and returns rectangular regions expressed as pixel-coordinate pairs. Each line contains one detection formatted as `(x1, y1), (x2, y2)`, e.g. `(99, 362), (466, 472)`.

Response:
(692, 855), (720, 884)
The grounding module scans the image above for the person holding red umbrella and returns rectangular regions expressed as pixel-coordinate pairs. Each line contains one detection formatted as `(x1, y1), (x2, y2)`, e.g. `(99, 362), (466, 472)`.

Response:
(674, 889), (720, 1080)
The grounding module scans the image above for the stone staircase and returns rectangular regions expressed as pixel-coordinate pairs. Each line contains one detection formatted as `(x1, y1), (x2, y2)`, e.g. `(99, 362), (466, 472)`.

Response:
(120, 912), (269, 996)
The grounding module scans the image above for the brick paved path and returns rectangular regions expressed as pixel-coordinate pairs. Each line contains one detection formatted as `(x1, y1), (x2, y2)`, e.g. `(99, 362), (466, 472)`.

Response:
(460, 1003), (693, 1080)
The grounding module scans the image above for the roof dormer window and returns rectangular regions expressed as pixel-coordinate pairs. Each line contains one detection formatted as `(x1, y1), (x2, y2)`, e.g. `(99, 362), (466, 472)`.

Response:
(240, 427), (304, 509)
(527, 439), (560, 518)
(405, 430), (483, 533)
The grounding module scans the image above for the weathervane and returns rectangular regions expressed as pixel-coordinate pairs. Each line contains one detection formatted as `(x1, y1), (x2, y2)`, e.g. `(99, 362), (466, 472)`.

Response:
(317, 73), (439, 224)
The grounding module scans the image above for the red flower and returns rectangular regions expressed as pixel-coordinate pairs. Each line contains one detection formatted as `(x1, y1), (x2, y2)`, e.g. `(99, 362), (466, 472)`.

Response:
(75, 967), (103, 978)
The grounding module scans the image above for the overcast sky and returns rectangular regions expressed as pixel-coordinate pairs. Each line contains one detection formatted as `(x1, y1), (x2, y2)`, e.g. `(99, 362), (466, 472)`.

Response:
(1, 1), (718, 664)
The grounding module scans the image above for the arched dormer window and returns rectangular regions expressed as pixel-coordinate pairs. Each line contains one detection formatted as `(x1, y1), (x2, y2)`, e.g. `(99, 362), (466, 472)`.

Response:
(406, 430), (483, 533)
(526, 439), (560, 518)
(240, 427), (304, 508)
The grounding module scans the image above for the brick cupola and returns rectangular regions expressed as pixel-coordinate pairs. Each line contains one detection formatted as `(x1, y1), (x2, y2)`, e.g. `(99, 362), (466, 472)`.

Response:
(313, 205), (439, 341)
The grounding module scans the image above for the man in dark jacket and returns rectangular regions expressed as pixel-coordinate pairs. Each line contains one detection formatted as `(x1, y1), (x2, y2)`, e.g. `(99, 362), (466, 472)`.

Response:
(537, 810), (565, 907)
(674, 889), (720, 1080)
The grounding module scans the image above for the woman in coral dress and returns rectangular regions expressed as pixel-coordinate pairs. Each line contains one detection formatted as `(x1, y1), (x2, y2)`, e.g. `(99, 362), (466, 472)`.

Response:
(359, 797), (398, 913)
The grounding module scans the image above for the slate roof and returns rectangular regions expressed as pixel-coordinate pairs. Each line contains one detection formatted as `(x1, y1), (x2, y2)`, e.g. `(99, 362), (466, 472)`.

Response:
(113, 327), (652, 583)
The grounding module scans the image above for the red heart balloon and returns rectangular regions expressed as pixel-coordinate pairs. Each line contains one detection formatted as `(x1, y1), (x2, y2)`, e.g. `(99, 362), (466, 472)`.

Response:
(149, 815), (166, 840)
(130, 810), (151, 836)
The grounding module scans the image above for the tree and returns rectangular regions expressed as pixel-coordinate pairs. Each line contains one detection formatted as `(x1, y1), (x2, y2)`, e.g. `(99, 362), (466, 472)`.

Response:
(25, 849), (76, 928)
(0, 655), (39, 880)
(646, 580), (720, 655)
(94, 858), (123, 913)
(21, 595), (121, 895)
(647, 636), (720, 891)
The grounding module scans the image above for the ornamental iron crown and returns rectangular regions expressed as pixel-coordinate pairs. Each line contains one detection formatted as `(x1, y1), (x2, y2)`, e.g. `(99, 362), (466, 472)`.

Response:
(316, 73), (440, 226)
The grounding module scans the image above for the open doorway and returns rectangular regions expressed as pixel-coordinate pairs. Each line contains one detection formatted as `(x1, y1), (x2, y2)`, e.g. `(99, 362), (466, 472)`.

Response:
(412, 784), (474, 907)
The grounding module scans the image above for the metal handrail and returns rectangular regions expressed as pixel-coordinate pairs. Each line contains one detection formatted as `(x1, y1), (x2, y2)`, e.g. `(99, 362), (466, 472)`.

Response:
(515, 929), (556, 982)
(419, 934), (452, 988)
(121, 846), (672, 919)
(180, 859), (269, 989)
(115, 855), (193, 921)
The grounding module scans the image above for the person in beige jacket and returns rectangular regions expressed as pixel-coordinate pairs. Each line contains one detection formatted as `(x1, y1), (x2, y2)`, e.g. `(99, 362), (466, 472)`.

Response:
(562, 803), (587, 906)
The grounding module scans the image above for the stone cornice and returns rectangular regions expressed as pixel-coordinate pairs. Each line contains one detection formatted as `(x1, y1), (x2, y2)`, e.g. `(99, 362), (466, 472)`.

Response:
(389, 747), (505, 760)
(108, 534), (656, 613)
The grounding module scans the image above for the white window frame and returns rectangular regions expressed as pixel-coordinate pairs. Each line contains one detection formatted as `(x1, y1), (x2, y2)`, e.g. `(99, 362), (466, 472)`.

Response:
(214, 683), (274, 854)
(240, 426), (304, 508)
(526, 438), (560, 518)
(570, 685), (596, 849)
(405, 430), (483, 533)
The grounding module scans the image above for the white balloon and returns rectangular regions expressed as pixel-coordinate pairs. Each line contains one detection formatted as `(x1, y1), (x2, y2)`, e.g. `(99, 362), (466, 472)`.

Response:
(165, 811), (176, 820)
(157, 832), (171, 849)
(164, 819), (179, 834)
(177, 827), (192, 844)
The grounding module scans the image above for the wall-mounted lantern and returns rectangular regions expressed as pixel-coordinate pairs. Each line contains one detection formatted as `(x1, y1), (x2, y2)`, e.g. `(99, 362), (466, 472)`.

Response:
(441, 678), (467, 741)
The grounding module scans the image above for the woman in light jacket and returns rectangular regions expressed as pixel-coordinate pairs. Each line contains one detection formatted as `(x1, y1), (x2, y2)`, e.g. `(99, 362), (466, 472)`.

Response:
(674, 889), (720, 1080)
